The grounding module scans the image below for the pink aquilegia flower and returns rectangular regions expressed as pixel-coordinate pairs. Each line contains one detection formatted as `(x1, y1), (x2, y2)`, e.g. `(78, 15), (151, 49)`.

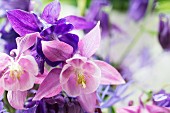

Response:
(0, 32), (39, 109)
(33, 22), (125, 112)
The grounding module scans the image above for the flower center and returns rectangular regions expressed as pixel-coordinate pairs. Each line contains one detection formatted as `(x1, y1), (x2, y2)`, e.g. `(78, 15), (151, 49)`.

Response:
(9, 62), (23, 79)
(77, 72), (86, 88)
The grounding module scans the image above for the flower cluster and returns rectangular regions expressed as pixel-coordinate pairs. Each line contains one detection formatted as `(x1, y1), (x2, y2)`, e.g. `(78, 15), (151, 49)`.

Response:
(0, 0), (125, 112)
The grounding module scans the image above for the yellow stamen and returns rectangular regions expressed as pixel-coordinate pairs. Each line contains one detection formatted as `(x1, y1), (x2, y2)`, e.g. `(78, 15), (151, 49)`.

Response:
(77, 73), (86, 88)
(9, 62), (23, 79)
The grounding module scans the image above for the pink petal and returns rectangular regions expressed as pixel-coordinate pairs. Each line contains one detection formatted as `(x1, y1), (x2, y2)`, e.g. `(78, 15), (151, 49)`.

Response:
(62, 74), (81, 97)
(146, 105), (170, 113)
(0, 53), (12, 75)
(60, 64), (74, 84)
(0, 87), (4, 96)
(81, 61), (101, 94)
(94, 60), (125, 85)
(41, 40), (73, 62)
(66, 54), (87, 67)
(35, 68), (48, 84)
(18, 71), (35, 91)
(16, 32), (40, 56)
(116, 106), (139, 113)
(7, 91), (27, 109)
(78, 22), (101, 58)
(18, 55), (38, 76)
(77, 92), (97, 113)
(33, 68), (62, 100)
(2, 71), (20, 91)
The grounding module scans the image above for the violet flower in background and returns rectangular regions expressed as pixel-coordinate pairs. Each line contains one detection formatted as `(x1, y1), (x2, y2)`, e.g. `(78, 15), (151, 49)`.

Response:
(128, 0), (149, 22)
(0, 0), (30, 17)
(0, 0), (31, 54)
(158, 14), (170, 51)
(153, 90), (170, 107)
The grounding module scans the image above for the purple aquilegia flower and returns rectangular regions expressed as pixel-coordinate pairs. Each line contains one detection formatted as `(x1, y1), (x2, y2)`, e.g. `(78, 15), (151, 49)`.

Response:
(158, 14), (170, 51)
(153, 90), (170, 107)
(0, 33), (40, 109)
(33, 22), (125, 112)
(6, 1), (94, 73)
(128, 0), (149, 22)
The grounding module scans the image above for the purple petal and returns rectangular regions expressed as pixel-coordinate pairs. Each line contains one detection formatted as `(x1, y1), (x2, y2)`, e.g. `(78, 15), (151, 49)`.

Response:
(40, 24), (73, 40)
(7, 9), (41, 36)
(59, 33), (79, 52)
(33, 68), (62, 100)
(7, 91), (27, 109)
(41, 1), (61, 24)
(77, 92), (97, 113)
(65, 15), (95, 30)
(94, 60), (125, 85)
(78, 22), (101, 58)
(41, 40), (73, 62)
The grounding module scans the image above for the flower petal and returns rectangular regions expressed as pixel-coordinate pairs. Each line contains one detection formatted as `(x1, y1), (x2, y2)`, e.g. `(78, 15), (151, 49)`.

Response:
(2, 71), (20, 91)
(59, 33), (79, 53)
(77, 92), (97, 113)
(0, 53), (12, 75)
(94, 60), (125, 85)
(16, 32), (40, 56)
(78, 22), (101, 58)
(18, 71), (35, 91)
(41, 1), (61, 24)
(81, 61), (101, 94)
(65, 15), (95, 30)
(7, 9), (41, 36)
(18, 55), (39, 76)
(41, 40), (73, 62)
(7, 91), (27, 109)
(33, 68), (62, 100)
(146, 105), (170, 113)
(62, 73), (81, 97)
(0, 87), (4, 96)
(116, 106), (139, 113)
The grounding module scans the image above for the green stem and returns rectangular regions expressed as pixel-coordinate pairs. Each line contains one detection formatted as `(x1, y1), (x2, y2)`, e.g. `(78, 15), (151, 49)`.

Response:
(117, 28), (144, 65)
(3, 91), (15, 113)
(117, 0), (154, 65)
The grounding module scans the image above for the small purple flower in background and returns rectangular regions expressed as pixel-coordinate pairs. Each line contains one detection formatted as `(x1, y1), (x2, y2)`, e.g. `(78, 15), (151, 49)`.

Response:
(158, 14), (170, 51)
(153, 90), (170, 107)
(0, 0), (30, 17)
(85, 0), (125, 37)
(129, 0), (149, 22)
(0, 0), (31, 54)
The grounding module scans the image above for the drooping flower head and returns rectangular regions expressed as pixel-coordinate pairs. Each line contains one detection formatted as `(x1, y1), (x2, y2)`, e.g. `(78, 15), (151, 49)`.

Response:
(158, 14), (170, 51)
